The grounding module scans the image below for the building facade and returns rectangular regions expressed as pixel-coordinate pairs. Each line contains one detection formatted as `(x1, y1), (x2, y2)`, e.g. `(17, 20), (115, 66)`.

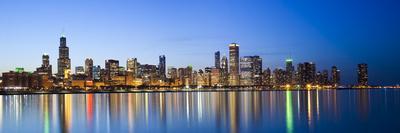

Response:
(228, 43), (240, 86)
(357, 63), (368, 86)
(57, 35), (71, 79)
(159, 55), (166, 80)
(85, 58), (94, 80)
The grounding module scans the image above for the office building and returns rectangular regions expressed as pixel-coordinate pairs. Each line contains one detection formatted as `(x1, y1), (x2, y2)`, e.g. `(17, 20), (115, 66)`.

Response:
(220, 55), (229, 86)
(285, 58), (294, 85)
(105, 59), (119, 81)
(57, 35), (71, 78)
(357, 63), (368, 86)
(229, 43), (240, 86)
(36, 53), (52, 78)
(159, 55), (166, 80)
(215, 51), (220, 69)
(75, 66), (85, 75)
(85, 58), (93, 80)
(239, 56), (262, 86)
(331, 66), (340, 87)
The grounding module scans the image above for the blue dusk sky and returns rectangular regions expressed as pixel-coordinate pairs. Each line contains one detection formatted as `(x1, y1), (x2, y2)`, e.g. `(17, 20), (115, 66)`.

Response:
(0, 0), (399, 85)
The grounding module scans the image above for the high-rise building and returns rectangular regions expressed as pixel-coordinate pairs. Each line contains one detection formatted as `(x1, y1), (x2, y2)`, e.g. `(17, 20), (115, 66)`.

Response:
(253, 56), (263, 85)
(211, 67), (221, 86)
(297, 62), (316, 86)
(139, 64), (158, 84)
(357, 63), (368, 86)
(57, 35), (71, 78)
(229, 43), (240, 86)
(321, 70), (329, 85)
(316, 70), (329, 86)
(127, 58), (138, 77)
(36, 53), (52, 77)
(296, 63), (305, 85)
(262, 68), (272, 86)
(220, 55), (229, 86)
(167, 67), (178, 80)
(285, 58), (294, 85)
(159, 55), (166, 80)
(239, 56), (262, 86)
(273, 68), (286, 86)
(75, 66), (85, 75)
(93, 65), (101, 81)
(215, 51), (220, 69)
(304, 62), (316, 85)
(85, 58), (93, 80)
(105, 59), (119, 81)
(331, 66), (340, 87)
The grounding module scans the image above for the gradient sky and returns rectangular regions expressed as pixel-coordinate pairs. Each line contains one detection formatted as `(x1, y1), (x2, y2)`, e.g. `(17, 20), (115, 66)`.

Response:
(0, 0), (399, 85)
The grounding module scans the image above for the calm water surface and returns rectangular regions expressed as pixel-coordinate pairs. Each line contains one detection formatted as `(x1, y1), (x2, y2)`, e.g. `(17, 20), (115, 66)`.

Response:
(1, 89), (400, 133)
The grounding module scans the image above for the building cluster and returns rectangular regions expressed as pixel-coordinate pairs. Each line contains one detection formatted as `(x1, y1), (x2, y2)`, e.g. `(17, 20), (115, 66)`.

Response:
(0, 36), (370, 90)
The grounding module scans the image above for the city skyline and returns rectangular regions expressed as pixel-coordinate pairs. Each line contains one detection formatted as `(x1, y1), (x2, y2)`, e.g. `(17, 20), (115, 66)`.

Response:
(0, 1), (399, 85)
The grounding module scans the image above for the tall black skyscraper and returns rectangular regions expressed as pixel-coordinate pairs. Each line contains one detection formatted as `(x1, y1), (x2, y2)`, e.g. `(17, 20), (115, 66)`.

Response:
(285, 58), (294, 84)
(85, 58), (94, 80)
(357, 63), (368, 86)
(297, 62), (316, 86)
(57, 35), (71, 78)
(159, 55), (166, 80)
(215, 51), (220, 69)
(331, 66), (340, 87)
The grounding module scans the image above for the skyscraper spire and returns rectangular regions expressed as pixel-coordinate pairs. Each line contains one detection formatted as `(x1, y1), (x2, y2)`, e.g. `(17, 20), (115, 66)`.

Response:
(61, 28), (65, 38)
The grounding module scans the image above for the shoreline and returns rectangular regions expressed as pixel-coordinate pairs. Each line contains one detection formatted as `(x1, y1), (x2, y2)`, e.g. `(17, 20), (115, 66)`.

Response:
(0, 87), (398, 95)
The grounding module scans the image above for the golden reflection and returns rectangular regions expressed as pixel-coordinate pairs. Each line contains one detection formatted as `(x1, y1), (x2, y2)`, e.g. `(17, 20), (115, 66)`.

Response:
(316, 90), (320, 120)
(307, 90), (312, 126)
(64, 94), (73, 133)
(228, 92), (238, 133)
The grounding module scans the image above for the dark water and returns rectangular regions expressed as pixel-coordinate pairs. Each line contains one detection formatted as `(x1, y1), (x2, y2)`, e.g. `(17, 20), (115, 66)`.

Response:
(1, 89), (400, 133)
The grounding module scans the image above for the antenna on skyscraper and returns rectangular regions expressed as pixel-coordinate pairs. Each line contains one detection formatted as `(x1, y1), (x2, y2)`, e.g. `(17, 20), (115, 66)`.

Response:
(61, 28), (66, 37)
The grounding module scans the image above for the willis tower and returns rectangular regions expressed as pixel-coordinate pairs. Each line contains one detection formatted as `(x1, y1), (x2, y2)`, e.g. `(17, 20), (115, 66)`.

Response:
(57, 35), (71, 78)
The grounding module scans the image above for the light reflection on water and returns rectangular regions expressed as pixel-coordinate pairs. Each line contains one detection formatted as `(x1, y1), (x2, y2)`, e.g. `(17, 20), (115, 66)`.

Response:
(0, 89), (400, 133)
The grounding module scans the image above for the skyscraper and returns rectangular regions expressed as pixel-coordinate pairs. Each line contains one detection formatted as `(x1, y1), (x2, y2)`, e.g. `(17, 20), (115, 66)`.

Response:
(159, 55), (166, 80)
(105, 59), (119, 81)
(36, 53), (52, 77)
(220, 55), (229, 86)
(127, 58), (138, 77)
(93, 65), (101, 81)
(215, 51), (220, 69)
(85, 58), (94, 80)
(304, 62), (316, 85)
(262, 68), (272, 86)
(229, 43), (240, 86)
(297, 62), (316, 86)
(57, 35), (71, 78)
(75, 66), (85, 75)
(357, 63), (368, 87)
(285, 58), (294, 85)
(331, 66), (340, 87)
(239, 56), (262, 86)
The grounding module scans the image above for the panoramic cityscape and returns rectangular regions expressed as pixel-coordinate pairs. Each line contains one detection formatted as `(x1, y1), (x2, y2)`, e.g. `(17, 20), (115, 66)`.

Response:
(1, 1), (400, 133)
(0, 35), (386, 93)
